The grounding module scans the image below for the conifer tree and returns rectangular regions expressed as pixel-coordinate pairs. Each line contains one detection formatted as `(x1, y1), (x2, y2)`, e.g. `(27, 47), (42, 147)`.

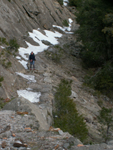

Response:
(98, 107), (113, 143)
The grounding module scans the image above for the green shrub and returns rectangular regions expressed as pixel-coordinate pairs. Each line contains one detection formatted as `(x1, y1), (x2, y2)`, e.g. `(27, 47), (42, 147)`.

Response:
(54, 44), (61, 49)
(0, 76), (4, 82)
(0, 97), (11, 110)
(63, 20), (69, 27)
(94, 63), (113, 92)
(9, 38), (19, 52)
(53, 79), (88, 142)
(45, 45), (64, 63)
(68, 0), (81, 7)
(98, 107), (113, 143)
(0, 100), (5, 109)
(57, 0), (63, 5)
(84, 62), (113, 97)
(6, 61), (12, 68)
(0, 76), (4, 86)
(0, 37), (9, 45)
(80, 48), (104, 68)
(1, 60), (12, 68)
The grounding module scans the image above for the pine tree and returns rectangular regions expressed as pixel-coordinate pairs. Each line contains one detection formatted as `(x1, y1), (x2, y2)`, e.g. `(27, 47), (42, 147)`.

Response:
(98, 107), (113, 143)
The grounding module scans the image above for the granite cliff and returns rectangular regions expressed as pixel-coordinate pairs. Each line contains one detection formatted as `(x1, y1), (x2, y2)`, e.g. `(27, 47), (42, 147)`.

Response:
(0, 0), (113, 149)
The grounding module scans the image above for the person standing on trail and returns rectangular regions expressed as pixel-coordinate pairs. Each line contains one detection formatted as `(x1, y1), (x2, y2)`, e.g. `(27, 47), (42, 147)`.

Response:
(29, 51), (36, 70)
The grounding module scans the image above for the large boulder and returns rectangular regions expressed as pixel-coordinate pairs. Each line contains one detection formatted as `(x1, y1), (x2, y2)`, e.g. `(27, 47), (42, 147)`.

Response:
(3, 97), (50, 130)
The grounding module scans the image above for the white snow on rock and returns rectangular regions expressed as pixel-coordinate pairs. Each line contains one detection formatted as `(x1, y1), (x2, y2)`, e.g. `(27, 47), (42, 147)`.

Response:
(53, 18), (73, 34)
(18, 60), (28, 69)
(16, 72), (36, 83)
(18, 19), (73, 69)
(17, 90), (41, 103)
(63, 0), (69, 6)
(16, 56), (21, 60)
(18, 29), (62, 65)
(0, 46), (5, 49)
(16, 19), (73, 103)
(26, 88), (33, 91)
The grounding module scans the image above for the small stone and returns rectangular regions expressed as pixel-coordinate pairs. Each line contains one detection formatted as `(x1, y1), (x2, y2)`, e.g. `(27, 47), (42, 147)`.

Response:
(54, 144), (59, 149)
(3, 137), (7, 139)
(12, 133), (16, 137)
(11, 116), (14, 118)
(2, 141), (7, 148)
(58, 129), (63, 135)
(17, 111), (28, 115)
(63, 143), (70, 149)
(77, 144), (84, 147)
(13, 140), (27, 148)
(24, 127), (32, 132)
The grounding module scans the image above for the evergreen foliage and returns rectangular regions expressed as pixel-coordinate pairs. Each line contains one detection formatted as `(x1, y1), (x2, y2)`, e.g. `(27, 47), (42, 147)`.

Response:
(98, 107), (113, 142)
(57, 0), (63, 5)
(53, 79), (88, 142)
(84, 62), (113, 96)
(0, 37), (9, 45)
(76, 0), (112, 64)
(9, 38), (19, 52)
(44, 45), (64, 63)
(0, 76), (4, 87)
(0, 98), (5, 109)
(73, 0), (113, 96)
(62, 19), (69, 27)
(68, 0), (81, 7)
(0, 37), (19, 68)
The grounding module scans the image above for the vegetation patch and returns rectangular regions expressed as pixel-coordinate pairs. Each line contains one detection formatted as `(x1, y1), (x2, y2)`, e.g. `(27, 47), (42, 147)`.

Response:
(53, 79), (88, 142)
(0, 37), (9, 45)
(57, 0), (63, 6)
(72, 0), (113, 98)
(0, 97), (11, 110)
(0, 76), (4, 86)
(62, 20), (69, 27)
(9, 38), (19, 52)
(83, 62), (113, 97)
(0, 37), (19, 68)
(44, 44), (64, 63)
(98, 107), (113, 143)
(0, 98), (5, 110)
(68, 0), (79, 7)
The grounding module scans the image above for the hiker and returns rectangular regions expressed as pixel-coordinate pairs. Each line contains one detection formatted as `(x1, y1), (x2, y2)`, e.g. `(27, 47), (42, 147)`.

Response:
(29, 51), (36, 70)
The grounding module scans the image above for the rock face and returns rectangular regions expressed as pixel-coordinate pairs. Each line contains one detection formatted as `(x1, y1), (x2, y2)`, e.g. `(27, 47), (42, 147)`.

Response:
(0, 110), (113, 149)
(0, 0), (113, 149)
(3, 97), (50, 130)
(0, 0), (75, 46)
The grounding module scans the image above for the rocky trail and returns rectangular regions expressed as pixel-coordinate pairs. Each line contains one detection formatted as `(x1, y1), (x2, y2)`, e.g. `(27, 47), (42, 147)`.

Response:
(0, 32), (113, 149)
(0, 0), (113, 149)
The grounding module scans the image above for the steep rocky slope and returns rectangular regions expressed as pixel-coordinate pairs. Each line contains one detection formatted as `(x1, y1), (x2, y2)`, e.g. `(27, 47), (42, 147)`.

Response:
(0, 0), (75, 46)
(0, 0), (76, 99)
(0, 0), (113, 149)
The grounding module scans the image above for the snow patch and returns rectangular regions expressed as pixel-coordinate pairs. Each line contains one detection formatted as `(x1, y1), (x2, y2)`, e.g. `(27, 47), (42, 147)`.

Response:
(18, 29), (62, 62)
(18, 60), (28, 69)
(16, 56), (21, 60)
(53, 18), (73, 34)
(17, 90), (41, 103)
(63, 0), (69, 6)
(0, 46), (5, 49)
(16, 72), (36, 83)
